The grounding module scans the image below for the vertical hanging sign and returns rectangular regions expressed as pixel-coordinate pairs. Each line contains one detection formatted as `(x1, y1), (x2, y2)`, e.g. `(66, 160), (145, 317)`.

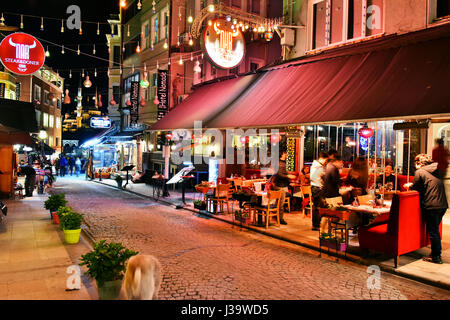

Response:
(157, 69), (169, 120)
(130, 81), (139, 124)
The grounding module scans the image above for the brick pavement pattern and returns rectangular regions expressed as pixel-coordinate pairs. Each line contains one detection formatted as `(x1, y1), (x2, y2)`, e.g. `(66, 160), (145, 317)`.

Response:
(57, 177), (450, 300)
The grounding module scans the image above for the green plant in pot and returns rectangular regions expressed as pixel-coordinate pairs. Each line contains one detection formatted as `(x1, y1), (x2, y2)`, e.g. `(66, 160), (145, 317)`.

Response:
(114, 175), (123, 189)
(80, 240), (138, 300)
(193, 200), (206, 210)
(44, 193), (67, 219)
(60, 210), (83, 244)
(57, 206), (74, 229)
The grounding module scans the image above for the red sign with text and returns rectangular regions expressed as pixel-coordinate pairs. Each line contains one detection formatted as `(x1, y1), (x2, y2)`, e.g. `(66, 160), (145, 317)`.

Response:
(0, 33), (45, 75)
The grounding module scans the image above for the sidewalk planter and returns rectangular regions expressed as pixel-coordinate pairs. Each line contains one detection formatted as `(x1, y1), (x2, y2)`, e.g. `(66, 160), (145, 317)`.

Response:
(193, 201), (206, 210)
(60, 210), (83, 245)
(97, 280), (123, 300)
(80, 240), (138, 300)
(44, 194), (68, 220)
(52, 211), (59, 224)
(63, 229), (81, 244)
(319, 238), (347, 252)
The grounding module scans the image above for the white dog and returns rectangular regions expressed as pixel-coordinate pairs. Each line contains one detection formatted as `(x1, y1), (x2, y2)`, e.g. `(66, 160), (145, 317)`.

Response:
(123, 255), (162, 300)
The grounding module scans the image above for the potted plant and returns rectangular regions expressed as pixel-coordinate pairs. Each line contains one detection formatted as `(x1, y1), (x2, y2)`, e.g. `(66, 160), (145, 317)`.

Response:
(80, 240), (138, 300)
(234, 210), (251, 224)
(56, 206), (73, 227)
(114, 175), (123, 189)
(60, 210), (83, 244)
(319, 232), (347, 252)
(44, 193), (67, 221)
(193, 200), (206, 210)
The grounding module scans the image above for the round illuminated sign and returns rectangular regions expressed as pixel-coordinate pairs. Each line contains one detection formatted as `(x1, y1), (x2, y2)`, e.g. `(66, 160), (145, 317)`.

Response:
(0, 33), (45, 75)
(201, 18), (245, 70)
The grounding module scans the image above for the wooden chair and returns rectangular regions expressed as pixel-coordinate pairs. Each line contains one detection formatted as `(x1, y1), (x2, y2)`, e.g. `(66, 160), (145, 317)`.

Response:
(233, 178), (243, 192)
(357, 194), (372, 205)
(206, 184), (232, 214)
(283, 196), (291, 213)
(301, 186), (312, 217)
(323, 196), (345, 235)
(254, 190), (283, 229)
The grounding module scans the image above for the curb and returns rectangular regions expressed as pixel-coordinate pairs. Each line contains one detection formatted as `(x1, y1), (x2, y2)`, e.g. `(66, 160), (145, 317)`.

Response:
(91, 179), (450, 292)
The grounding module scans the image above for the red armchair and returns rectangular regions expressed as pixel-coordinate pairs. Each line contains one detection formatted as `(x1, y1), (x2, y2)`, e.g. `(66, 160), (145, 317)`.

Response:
(358, 191), (442, 268)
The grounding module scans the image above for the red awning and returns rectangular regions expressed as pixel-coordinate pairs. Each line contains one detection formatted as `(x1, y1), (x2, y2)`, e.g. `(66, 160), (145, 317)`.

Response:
(206, 24), (450, 129)
(150, 74), (259, 131)
(0, 131), (34, 146)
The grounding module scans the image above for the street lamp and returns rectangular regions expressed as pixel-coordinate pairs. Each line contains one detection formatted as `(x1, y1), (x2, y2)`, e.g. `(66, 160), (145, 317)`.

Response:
(38, 130), (48, 159)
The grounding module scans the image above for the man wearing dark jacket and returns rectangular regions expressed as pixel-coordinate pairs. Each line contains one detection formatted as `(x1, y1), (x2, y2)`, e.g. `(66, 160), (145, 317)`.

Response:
(20, 164), (36, 197)
(321, 155), (344, 199)
(405, 154), (448, 264)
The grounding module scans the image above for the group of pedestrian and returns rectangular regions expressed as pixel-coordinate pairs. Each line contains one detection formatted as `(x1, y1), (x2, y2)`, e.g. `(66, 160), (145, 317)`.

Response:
(54, 155), (85, 177)
(308, 138), (448, 264)
(19, 159), (55, 197)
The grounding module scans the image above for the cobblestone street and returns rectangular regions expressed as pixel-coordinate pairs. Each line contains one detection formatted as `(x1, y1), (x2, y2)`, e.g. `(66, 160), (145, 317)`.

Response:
(56, 177), (450, 300)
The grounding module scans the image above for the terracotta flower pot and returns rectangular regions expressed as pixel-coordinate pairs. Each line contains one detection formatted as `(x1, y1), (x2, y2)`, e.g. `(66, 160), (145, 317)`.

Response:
(52, 212), (59, 224)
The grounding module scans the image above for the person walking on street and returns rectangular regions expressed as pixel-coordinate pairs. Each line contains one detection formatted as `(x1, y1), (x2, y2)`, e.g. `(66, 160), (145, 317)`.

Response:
(20, 164), (36, 197)
(75, 157), (82, 177)
(68, 156), (75, 176)
(272, 151), (296, 225)
(59, 156), (67, 177)
(310, 152), (328, 230)
(432, 138), (449, 179)
(405, 154), (448, 264)
(54, 157), (60, 176)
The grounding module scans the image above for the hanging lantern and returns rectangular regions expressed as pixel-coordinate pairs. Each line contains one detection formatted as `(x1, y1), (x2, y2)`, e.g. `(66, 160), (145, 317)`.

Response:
(264, 31), (274, 42)
(140, 97), (146, 107)
(20, 15), (24, 29)
(140, 78), (150, 88)
(358, 127), (374, 139)
(153, 95), (160, 105)
(126, 97), (132, 106)
(187, 16), (193, 24)
(110, 99), (116, 106)
(98, 94), (102, 107)
(137, 0), (142, 10)
(64, 89), (71, 104)
(83, 76), (92, 88)
(166, 133), (173, 141)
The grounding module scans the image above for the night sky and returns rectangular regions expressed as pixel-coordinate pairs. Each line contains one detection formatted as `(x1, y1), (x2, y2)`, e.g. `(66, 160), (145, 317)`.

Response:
(1, 0), (121, 115)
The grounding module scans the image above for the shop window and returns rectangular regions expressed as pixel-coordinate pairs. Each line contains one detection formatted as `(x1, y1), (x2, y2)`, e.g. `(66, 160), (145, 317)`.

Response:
(36, 110), (41, 127)
(49, 115), (54, 128)
(160, 7), (169, 40)
(151, 15), (159, 45)
(312, 0), (327, 49)
(33, 85), (41, 101)
(437, 0), (450, 18)
(251, 0), (260, 14)
(43, 113), (49, 128)
(113, 46), (121, 65)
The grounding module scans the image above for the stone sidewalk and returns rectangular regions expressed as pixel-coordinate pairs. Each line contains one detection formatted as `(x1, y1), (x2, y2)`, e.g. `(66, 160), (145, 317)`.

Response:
(0, 193), (97, 300)
(92, 176), (450, 291)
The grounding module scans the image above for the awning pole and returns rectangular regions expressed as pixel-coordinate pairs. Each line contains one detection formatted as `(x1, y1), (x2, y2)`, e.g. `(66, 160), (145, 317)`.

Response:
(407, 129), (411, 182)
(355, 123), (359, 158)
(373, 122), (377, 191)
(395, 129), (398, 191)
(382, 121), (386, 193)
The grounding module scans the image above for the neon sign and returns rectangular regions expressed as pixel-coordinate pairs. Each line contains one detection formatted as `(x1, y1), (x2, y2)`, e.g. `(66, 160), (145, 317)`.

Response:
(202, 19), (245, 70)
(0, 33), (45, 75)
(90, 117), (111, 129)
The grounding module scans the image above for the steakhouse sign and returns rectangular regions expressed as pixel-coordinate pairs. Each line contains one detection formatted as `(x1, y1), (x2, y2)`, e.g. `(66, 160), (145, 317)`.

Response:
(0, 33), (45, 75)
(202, 19), (245, 70)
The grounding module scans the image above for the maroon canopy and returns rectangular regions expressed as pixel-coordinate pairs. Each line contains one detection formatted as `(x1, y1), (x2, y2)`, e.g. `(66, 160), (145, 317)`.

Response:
(207, 25), (450, 129)
(150, 74), (259, 131)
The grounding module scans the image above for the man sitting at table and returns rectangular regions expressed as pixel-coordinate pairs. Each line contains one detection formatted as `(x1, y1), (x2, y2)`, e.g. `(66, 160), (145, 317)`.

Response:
(272, 151), (296, 225)
(376, 164), (396, 189)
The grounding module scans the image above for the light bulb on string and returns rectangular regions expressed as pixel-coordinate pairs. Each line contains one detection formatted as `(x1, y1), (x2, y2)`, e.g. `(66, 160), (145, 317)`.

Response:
(69, 70), (72, 78)
(190, 53), (193, 61)
(61, 19), (64, 33)
(136, 42), (141, 53)
(0, 13), (4, 26)
(144, 63), (147, 72)
(77, 45), (80, 55)
(82, 69), (85, 77)
(61, 45), (65, 54)
(189, 38), (193, 46)
(127, 25), (130, 37)
(179, 57), (183, 65)
(168, 59), (171, 66)
(152, 1), (156, 13)
(45, 46), (50, 57)
(137, 0), (142, 10)
(83, 75), (92, 88)
(79, 22), (83, 35)
(107, 68), (110, 77)
(120, 0), (127, 8)
(20, 15), (24, 29)
(156, 60), (159, 69)
(97, 23), (100, 35)
(163, 41), (168, 49)
(93, 44), (96, 55)
(132, 65), (135, 73)
(40, 17), (44, 31)
(94, 68), (97, 77)
(226, 15), (231, 22)
(208, 4), (214, 12)
(193, 60), (201, 73)
(208, 20), (212, 26)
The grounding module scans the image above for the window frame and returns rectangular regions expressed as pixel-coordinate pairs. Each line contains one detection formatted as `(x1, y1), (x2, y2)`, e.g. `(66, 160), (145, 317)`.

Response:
(308, 0), (385, 52)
